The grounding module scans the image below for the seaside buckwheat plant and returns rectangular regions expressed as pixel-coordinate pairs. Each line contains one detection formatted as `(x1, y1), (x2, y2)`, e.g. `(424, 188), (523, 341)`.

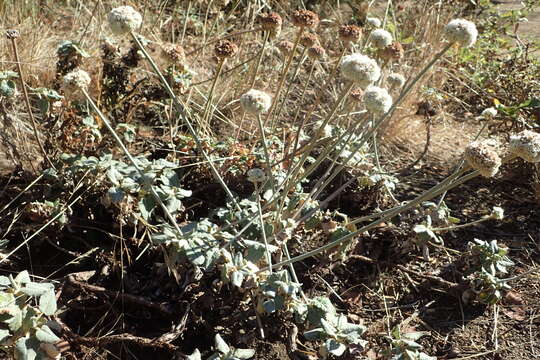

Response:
(258, 12), (282, 38)
(62, 69), (91, 95)
(463, 141), (501, 177)
(277, 40), (294, 56)
(340, 53), (381, 87)
(509, 130), (540, 163)
(0, 271), (60, 359)
(363, 85), (393, 114)
(307, 45), (326, 61)
(481, 107), (498, 118)
(240, 89), (272, 114)
(338, 25), (362, 44)
(366, 17), (381, 28)
(214, 40), (239, 59)
(369, 28), (393, 49)
(387, 73), (406, 89)
(107, 5), (142, 36)
(291, 9), (319, 28)
(444, 19), (478, 47)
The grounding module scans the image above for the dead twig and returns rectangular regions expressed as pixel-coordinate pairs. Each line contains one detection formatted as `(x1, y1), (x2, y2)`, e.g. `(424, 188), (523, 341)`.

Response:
(66, 275), (175, 316)
(55, 316), (179, 352)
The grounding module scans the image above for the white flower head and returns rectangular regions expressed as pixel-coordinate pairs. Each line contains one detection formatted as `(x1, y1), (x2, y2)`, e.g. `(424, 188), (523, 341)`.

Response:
(444, 19), (478, 48)
(108, 6), (143, 36)
(247, 168), (267, 183)
(464, 141), (501, 177)
(387, 73), (406, 89)
(340, 53), (381, 88)
(240, 89), (272, 114)
(370, 29), (393, 49)
(363, 86), (393, 114)
(481, 107), (498, 118)
(509, 130), (540, 163)
(63, 69), (91, 93)
(491, 206), (504, 220)
(366, 17), (381, 28)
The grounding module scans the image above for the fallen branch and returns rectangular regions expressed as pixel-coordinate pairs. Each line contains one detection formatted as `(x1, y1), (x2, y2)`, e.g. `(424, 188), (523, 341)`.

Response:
(66, 275), (174, 316)
(56, 317), (178, 352)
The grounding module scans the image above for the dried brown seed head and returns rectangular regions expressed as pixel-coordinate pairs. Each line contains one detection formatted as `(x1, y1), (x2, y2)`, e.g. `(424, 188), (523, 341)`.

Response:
(277, 40), (295, 56)
(161, 43), (186, 65)
(300, 32), (318, 47)
(291, 9), (319, 28)
(377, 41), (404, 62)
(338, 25), (362, 43)
(349, 88), (364, 102)
(259, 12), (282, 31)
(307, 45), (326, 60)
(214, 40), (238, 59)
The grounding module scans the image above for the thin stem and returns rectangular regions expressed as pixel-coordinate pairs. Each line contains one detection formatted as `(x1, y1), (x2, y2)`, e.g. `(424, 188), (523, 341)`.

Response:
(431, 216), (493, 232)
(272, 47), (308, 128)
(255, 187), (273, 274)
(259, 162), (504, 273)
(262, 27), (304, 127)
(201, 58), (225, 133)
(249, 31), (269, 88)
(130, 31), (241, 212)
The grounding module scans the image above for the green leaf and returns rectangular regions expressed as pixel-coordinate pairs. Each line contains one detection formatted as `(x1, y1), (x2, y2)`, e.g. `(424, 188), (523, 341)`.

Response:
(186, 349), (202, 360)
(0, 328), (10, 343)
(6, 305), (23, 332)
(31, 87), (63, 100)
(232, 348), (255, 359)
(0, 71), (19, 80)
(107, 187), (125, 203)
(14, 335), (42, 360)
(20, 283), (53, 297)
(35, 325), (60, 343)
(14, 271), (31, 285)
(39, 289), (57, 316)
(138, 195), (156, 220)
(214, 334), (230, 354)
(325, 339), (347, 357)
(0, 79), (17, 97)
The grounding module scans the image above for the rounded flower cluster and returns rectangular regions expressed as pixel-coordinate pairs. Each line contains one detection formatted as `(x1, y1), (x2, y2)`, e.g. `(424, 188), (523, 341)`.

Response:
(464, 141), (501, 177)
(366, 17), (381, 28)
(481, 107), (497, 118)
(240, 89), (272, 114)
(509, 130), (540, 163)
(107, 6), (142, 36)
(277, 40), (294, 56)
(387, 73), (406, 89)
(444, 19), (478, 48)
(363, 86), (393, 114)
(161, 43), (186, 66)
(63, 69), (91, 93)
(349, 88), (364, 103)
(378, 42), (404, 62)
(370, 29), (393, 49)
(340, 53), (381, 88)
(300, 32), (318, 47)
(291, 9), (319, 28)
(247, 168), (267, 183)
(214, 40), (238, 59)
(259, 12), (282, 38)
(338, 25), (362, 43)
(307, 45), (326, 61)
